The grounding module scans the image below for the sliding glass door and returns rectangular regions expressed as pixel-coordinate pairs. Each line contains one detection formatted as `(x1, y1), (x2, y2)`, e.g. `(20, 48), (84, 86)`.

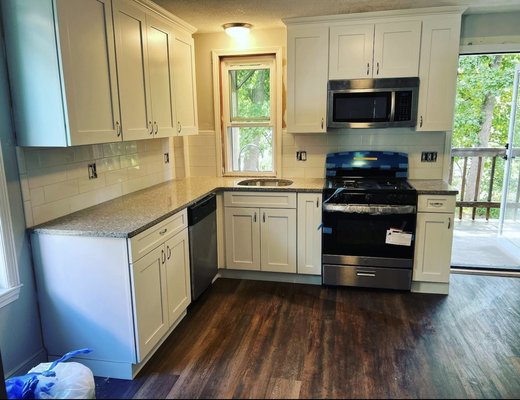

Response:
(499, 64), (520, 248)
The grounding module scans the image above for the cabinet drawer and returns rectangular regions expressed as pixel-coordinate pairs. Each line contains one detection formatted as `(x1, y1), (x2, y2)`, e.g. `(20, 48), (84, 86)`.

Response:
(129, 209), (188, 262)
(224, 191), (296, 209)
(418, 195), (456, 213)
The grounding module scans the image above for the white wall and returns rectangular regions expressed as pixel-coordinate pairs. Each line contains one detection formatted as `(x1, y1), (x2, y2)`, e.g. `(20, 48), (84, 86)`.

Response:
(0, 20), (45, 376)
(190, 28), (447, 179)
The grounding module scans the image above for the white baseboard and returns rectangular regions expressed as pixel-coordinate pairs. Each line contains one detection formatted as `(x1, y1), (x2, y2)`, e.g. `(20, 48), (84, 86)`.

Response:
(217, 269), (322, 285)
(6, 348), (47, 378)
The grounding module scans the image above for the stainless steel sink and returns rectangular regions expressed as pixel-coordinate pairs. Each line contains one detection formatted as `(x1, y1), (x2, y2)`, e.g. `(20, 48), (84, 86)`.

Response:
(236, 178), (293, 187)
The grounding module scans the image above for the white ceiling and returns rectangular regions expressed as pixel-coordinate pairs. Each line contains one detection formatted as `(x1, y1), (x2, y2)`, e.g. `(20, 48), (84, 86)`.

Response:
(152, 0), (520, 33)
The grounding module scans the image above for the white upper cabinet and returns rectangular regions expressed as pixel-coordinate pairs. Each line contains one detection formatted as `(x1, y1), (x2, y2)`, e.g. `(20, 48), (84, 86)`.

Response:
(172, 34), (199, 136)
(146, 15), (178, 138)
(0, 0), (197, 147)
(287, 25), (329, 134)
(329, 20), (421, 80)
(329, 24), (374, 80)
(113, 0), (152, 141)
(2, 0), (122, 146)
(416, 14), (462, 131)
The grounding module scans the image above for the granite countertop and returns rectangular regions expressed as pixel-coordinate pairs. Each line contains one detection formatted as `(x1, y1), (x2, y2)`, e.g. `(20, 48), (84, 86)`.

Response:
(31, 176), (324, 238)
(31, 176), (457, 238)
(409, 179), (458, 195)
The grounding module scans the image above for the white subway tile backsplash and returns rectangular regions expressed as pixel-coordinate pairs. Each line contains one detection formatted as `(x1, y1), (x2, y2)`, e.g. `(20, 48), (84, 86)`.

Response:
(304, 167), (325, 178)
(78, 173), (107, 193)
(27, 166), (68, 189)
(97, 156), (121, 172)
(21, 138), (170, 227)
(43, 180), (79, 203)
(40, 147), (74, 167)
(105, 169), (129, 185)
(127, 166), (147, 179)
(32, 199), (71, 226)
(19, 174), (30, 200)
(29, 187), (45, 206)
(120, 154), (140, 169)
(23, 200), (34, 227)
(124, 141), (138, 154)
(102, 142), (125, 157)
(24, 149), (41, 171)
(66, 162), (89, 180)
(69, 183), (123, 213)
(73, 145), (95, 162)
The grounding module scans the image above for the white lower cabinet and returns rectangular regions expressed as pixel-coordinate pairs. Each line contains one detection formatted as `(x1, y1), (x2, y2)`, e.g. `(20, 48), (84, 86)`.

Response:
(224, 192), (297, 273)
(297, 193), (322, 275)
(31, 209), (191, 379)
(130, 226), (191, 362)
(412, 195), (456, 294)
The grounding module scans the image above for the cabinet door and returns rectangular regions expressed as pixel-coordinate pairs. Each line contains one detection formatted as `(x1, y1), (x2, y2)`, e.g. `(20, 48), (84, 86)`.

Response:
(416, 14), (462, 131)
(329, 24), (374, 80)
(113, 0), (152, 141)
(131, 245), (168, 362)
(373, 20), (421, 78)
(260, 208), (297, 273)
(413, 212), (454, 283)
(225, 207), (261, 270)
(287, 25), (328, 133)
(56, 0), (121, 145)
(172, 34), (199, 136)
(146, 15), (177, 138)
(164, 229), (191, 326)
(297, 194), (322, 275)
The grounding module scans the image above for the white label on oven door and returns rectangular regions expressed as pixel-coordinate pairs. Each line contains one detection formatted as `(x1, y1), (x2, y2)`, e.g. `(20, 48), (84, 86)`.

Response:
(385, 229), (412, 246)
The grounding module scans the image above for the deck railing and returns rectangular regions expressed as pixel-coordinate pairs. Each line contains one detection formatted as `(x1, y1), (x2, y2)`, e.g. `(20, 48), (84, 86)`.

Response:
(449, 147), (520, 220)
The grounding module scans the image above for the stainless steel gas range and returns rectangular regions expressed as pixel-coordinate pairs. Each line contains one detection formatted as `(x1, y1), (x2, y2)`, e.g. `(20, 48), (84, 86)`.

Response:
(322, 151), (417, 290)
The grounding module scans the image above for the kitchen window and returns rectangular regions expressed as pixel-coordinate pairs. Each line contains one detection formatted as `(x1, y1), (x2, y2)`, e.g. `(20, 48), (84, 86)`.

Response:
(0, 142), (21, 308)
(219, 54), (279, 176)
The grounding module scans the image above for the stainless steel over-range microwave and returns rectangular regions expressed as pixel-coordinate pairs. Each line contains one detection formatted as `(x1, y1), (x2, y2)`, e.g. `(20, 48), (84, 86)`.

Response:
(327, 77), (419, 129)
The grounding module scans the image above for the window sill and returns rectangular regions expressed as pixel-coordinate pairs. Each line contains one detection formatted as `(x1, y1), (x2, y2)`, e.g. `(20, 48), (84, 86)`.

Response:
(0, 284), (22, 309)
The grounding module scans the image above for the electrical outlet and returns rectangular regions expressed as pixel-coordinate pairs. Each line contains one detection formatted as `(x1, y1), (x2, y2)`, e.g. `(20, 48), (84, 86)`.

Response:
(88, 163), (97, 179)
(164, 152), (169, 164)
(296, 151), (307, 161)
(421, 151), (438, 162)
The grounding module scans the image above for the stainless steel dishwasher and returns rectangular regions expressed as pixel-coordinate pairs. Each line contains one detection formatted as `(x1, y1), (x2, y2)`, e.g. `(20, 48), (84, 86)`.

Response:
(188, 193), (218, 301)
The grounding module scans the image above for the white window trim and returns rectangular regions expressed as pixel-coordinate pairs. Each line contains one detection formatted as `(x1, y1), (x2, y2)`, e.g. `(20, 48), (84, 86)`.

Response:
(0, 141), (22, 308)
(211, 47), (283, 178)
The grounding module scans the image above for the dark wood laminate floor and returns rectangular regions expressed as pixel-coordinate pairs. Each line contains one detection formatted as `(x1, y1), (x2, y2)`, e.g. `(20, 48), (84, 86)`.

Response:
(95, 274), (520, 399)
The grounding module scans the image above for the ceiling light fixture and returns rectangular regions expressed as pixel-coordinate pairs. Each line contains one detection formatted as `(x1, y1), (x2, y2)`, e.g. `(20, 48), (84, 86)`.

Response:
(223, 22), (252, 38)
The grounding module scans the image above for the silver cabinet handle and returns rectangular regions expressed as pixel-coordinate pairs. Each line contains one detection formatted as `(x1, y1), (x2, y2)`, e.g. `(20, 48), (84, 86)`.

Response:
(316, 197), (319, 208)
(376, 62), (379, 75)
(420, 116), (423, 127)
(448, 217), (451, 229)
(254, 212), (257, 222)
(357, 272), (376, 277)
(321, 118), (324, 130)
(166, 245), (171, 260)
(430, 202), (444, 207)
(148, 121), (153, 135)
(116, 121), (121, 137)
(159, 228), (168, 235)
(153, 121), (158, 135)
(161, 249), (166, 264)
(263, 212), (266, 223)
(367, 62), (370, 75)
(177, 121), (182, 133)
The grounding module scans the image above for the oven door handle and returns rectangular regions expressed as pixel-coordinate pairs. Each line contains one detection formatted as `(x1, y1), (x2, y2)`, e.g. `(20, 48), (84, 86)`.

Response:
(323, 203), (416, 215)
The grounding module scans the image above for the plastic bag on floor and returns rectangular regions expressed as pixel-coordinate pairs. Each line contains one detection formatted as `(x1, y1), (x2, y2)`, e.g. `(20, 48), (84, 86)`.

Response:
(5, 348), (95, 399)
